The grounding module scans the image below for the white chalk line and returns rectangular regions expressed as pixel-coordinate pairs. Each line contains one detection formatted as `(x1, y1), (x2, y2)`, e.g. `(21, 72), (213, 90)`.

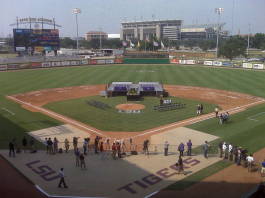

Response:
(247, 111), (265, 122)
(1, 107), (15, 115)
(35, 185), (107, 198)
(7, 96), (106, 138)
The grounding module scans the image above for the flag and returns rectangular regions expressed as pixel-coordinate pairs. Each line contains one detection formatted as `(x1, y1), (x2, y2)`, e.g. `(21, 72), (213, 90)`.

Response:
(153, 41), (159, 47)
(161, 41), (165, 49)
(122, 41), (127, 47)
(137, 41), (141, 48)
(130, 41), (135, 48)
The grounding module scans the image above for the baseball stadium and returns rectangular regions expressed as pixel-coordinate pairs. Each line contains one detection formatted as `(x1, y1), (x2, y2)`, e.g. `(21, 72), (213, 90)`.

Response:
(1, 1), (265, 197)
(1, 55), (265, 198)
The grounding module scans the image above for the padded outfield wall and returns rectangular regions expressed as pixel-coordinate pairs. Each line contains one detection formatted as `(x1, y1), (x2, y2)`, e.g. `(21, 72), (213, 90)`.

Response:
(123, 58), (170, 64)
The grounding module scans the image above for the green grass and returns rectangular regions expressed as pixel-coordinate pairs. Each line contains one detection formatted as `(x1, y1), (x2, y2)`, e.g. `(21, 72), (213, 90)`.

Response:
(0, 64), (265, 148)
(44, 95), (215, 131)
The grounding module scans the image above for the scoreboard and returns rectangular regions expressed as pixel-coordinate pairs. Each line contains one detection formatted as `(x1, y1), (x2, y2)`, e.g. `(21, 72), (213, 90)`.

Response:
(13, 29), (60, 52)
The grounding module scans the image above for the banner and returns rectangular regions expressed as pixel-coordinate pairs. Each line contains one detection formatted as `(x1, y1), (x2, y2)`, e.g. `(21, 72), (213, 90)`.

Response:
(70, 61), (80, 66)
(97, 60), (106, 64)
(222, 62), (232, 66)
(19, 63), (31, 69)
(179, 60), (187, 64)
(81, 60), (89, 65)
(186, 60), (196, 65)
(31, 62), (42, 68)
(61, 61), (70, 66)
(114, 58), (123, 64)
(105, 59), (114, 64)
(90, 59), (97, 64)
(213, 61), (222, 66)
(170, 59), (179, 64)
(242, 63), (253, 69)
(0, 65), (7, 71)
(7, 64), (20, 70)
(253, 64), (264, 70)
(42, 62), (51, 67)
(204, 61), (213, 66)
(51, 62), (62, 67)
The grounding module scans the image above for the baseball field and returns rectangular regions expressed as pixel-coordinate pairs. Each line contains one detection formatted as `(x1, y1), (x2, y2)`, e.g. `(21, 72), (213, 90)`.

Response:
(1, 64), (265, 197)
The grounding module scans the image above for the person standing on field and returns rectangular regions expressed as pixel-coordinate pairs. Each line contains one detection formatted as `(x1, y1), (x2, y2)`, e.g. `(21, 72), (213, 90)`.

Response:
(164, 141), (169, 156)
(203, 141), (209, 158)
(58, 168), (68, 188)
(187, 140), (192, 156)
(64, 138), (70, 153)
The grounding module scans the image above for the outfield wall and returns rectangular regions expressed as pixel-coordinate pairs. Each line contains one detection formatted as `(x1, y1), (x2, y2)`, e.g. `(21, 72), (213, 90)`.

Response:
(0, 57), (264, 71)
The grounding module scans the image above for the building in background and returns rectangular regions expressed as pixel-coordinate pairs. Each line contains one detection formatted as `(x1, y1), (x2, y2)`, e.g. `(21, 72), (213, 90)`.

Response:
(85, 31), (108, 41)
(120, 20), (182, 41)
(180, 23), (228, 40)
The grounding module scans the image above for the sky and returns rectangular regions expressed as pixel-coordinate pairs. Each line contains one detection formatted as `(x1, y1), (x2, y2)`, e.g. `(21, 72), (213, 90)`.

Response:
(0, 0), (265, 37)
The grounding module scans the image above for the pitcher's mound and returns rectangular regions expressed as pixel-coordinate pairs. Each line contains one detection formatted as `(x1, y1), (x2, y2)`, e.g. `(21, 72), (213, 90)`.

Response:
(116, 103), (145, 111)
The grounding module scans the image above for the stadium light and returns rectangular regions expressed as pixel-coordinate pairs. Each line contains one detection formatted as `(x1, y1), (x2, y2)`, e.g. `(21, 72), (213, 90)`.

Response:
(72, 8), (81, 51)
(215, 8), (224, 58)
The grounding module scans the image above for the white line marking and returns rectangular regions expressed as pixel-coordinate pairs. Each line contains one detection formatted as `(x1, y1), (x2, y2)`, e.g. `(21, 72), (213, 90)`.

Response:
(144, 190), (159, 198)
(247, 112), (265, 122)
(35, 185), (106, 198)
(7, 96), (106, 138)
(1, 107), (15, 115)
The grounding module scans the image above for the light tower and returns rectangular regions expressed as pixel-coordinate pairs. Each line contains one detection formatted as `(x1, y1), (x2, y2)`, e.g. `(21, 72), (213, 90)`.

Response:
(215, 8), (224, 58)
(72, 8), (81, 50)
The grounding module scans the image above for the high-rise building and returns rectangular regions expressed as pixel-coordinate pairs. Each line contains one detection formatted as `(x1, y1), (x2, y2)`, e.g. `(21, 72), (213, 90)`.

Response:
(120, 20), (182, 41)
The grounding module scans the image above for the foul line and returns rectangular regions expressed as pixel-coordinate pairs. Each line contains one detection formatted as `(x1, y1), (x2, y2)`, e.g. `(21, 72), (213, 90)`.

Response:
(1, 107), (15, 115)
(35, 185), (106, 198)
(7, 96), (106, 138)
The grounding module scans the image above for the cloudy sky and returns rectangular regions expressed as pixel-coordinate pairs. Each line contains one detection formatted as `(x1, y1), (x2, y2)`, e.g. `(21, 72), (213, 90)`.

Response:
(0, 0), (264, 37)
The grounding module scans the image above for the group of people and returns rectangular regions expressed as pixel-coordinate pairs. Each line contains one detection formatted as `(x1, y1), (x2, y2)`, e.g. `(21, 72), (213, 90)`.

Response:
(8, 136), (36, 157)
(219, 141), (263, 172)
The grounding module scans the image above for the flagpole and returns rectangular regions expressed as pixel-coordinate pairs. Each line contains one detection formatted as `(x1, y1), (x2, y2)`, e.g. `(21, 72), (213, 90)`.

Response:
(145, 40), (146, 51)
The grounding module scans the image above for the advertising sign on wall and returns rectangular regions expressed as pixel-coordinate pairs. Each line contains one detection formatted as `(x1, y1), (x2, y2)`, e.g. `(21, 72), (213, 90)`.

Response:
(204, 61), (213, 66)
(179, 60), (187, 64)
(105, 59), (114, 64)
(97, 60), (106, 64)
(222, 62), (232, 66)
(42, 62), (51, 67)
(170, 59), (179, 64)
(213, 61), (222, 66)
(81, 60), (89, 65)
(114, 58), (123, 64)
(61, 61), (70, 66)
(253, 64), (264, 70)
(0, 65), (7, 71)
(51, 62), (62, 67)
(186, 60), (196, 65)
(242, 63), (253, 69)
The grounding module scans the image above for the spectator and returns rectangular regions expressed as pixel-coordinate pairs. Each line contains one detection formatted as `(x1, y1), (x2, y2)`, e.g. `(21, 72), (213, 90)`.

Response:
(187, 140), (192, 156)
(112, 143), (117, 160)
(222, 142), (227, 159)
(203, 141), (209, 158)
(64, 138), (70, 153)
(94, 136), (100, 154)
(22, 136), (28, 153)
(117, 142), (121, 158)
(229, 143), (233, 161)
(73, 137), (79, 152)
(143, 140), (149, 156)
(47, 138), (53, 154)
(237, 147), (242, 166)
(178, 142), (185, 157)
(261, 159), (265, 176)
(100, 142), (104, 152)
(53, 137), (58, 153)
(80, 154), (86, 169)
(218, 141), (223, 158)
(9, 140), (15, 157)
(246, 154), (254, 172)
(83, 138), (88, 155)
(45, 138), (49, 154)
(164, 141), (169, 156)
(75, 148), (80, 167)
(177, 155), (184, 174)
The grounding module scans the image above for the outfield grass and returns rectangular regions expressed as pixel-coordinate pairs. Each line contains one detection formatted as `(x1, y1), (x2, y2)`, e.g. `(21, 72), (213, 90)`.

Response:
(0, 64), (265, 148)
(44, 95), (215, 131)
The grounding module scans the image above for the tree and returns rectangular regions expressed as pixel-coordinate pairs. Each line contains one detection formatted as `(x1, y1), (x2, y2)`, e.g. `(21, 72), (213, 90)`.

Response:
(219, 36), (246, 60)
(60, 37), (76, 48)
(252, 33), (265, 49)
